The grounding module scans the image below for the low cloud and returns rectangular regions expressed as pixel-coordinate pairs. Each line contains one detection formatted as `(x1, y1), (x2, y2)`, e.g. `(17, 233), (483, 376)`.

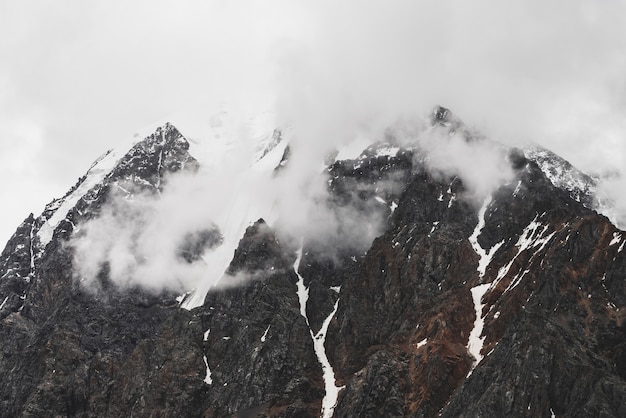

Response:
(419, 129), (514, 204)
(70, 179), (221, 294)
(70, 118), (397, 295)
(270, 0), (626, 223)
(596, 173), (626, 229)
(58, 0), (626, 297)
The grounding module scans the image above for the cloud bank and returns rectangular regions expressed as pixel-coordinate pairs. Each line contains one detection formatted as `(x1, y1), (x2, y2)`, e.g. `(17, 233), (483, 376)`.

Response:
(3, 1), (626, 241)
(69, 119), (398, 295)
(70, 175), (223, 294)
(4, 1), (625, 293)
(272, 0), (626, 224)
(69, 103), (520, 298)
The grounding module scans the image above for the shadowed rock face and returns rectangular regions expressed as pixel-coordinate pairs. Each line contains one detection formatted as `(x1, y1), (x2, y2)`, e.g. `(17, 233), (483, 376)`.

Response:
(199, 220), (324, 417)
(0, 118), (625, 417)
(0, 214), (35, 318)
(0, 124), (199, 417)
(325, 152), (626, 417)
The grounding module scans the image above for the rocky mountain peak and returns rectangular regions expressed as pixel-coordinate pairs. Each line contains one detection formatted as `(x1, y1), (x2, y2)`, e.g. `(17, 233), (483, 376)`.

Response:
(430, 105), (474, 141)
(432, 105), (451, 124)
(0, 110), (624, 417)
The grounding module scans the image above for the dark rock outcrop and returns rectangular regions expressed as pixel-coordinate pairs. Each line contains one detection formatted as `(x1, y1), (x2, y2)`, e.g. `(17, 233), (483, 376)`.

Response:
(199, 220), (324, 417)
(0, 124), (202, 417)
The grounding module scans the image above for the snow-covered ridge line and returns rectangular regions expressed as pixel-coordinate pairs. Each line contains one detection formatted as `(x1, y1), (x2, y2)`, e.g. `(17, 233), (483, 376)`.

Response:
(36, 139), (140, 248)
(523, 145), (596, 204)
(36, 121), (189, 251)
(523, 144), (626, 230)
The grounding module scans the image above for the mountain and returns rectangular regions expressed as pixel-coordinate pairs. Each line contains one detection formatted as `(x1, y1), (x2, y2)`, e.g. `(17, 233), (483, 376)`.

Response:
(0, 107), (625, 417)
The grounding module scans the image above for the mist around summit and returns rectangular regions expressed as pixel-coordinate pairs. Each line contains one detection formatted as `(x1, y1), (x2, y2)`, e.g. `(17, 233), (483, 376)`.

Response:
(2, 1), (625, 247)
(67, 108), (523, 297)
(2, 2), (626, 417)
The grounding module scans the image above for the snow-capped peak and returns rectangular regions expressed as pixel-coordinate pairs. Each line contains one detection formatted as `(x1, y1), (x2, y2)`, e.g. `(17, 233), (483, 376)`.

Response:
(523, 144), (598, 208)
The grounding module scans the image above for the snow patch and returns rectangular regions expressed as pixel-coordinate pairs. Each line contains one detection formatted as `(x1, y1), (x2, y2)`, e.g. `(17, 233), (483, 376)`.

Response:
(335, 136), (372, 161)
(180, 242), (241, 309)
(29, 222), (36, 271)
(374, 145), (400, 157)
(504, 222), (556, 293)
(294, 245), (343, 418)
(261, 325), (271, 343)
(467, 283), (491, 374)
(513, 180), (522, 197)
(610, 232), (622, 246)
(468, 196), (503, 278)
(316, 300), (342, 418)
(294, 246), (310, 323)
(155, 148), (164, 191)
(429, 221), (440, 235)
(202, 355), (213, 385)
(491, 215), (555, 291)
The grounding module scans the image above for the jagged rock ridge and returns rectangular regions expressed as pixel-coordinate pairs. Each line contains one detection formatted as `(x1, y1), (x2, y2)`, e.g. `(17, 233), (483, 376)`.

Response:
(0, 108), (624, 417)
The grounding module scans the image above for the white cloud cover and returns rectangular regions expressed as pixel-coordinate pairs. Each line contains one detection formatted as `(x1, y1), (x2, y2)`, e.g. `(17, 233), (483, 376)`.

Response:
(70, 183), (216, 293)
(1, 0), (625, 244)
(420, 131), (514, 204)
(69, 120), (394, 295)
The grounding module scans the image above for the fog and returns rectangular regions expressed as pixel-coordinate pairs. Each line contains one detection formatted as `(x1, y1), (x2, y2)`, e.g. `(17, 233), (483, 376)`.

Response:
(2, 1), (625, 295)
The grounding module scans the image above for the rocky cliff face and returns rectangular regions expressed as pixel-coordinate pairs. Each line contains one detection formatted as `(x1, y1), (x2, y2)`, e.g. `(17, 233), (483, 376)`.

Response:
(0, 108), (624, 417)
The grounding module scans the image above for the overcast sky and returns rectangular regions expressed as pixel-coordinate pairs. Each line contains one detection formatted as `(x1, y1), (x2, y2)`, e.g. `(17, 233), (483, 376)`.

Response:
(1, 0), (625, 244)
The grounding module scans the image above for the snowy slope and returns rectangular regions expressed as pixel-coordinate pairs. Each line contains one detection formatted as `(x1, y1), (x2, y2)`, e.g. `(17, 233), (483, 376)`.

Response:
(523, 144), (625, 229)
(37, 141), (140, 248)
(29, 103), (289, 310)
(523, 145), (597, 206)
(175, 108), (289, 309)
